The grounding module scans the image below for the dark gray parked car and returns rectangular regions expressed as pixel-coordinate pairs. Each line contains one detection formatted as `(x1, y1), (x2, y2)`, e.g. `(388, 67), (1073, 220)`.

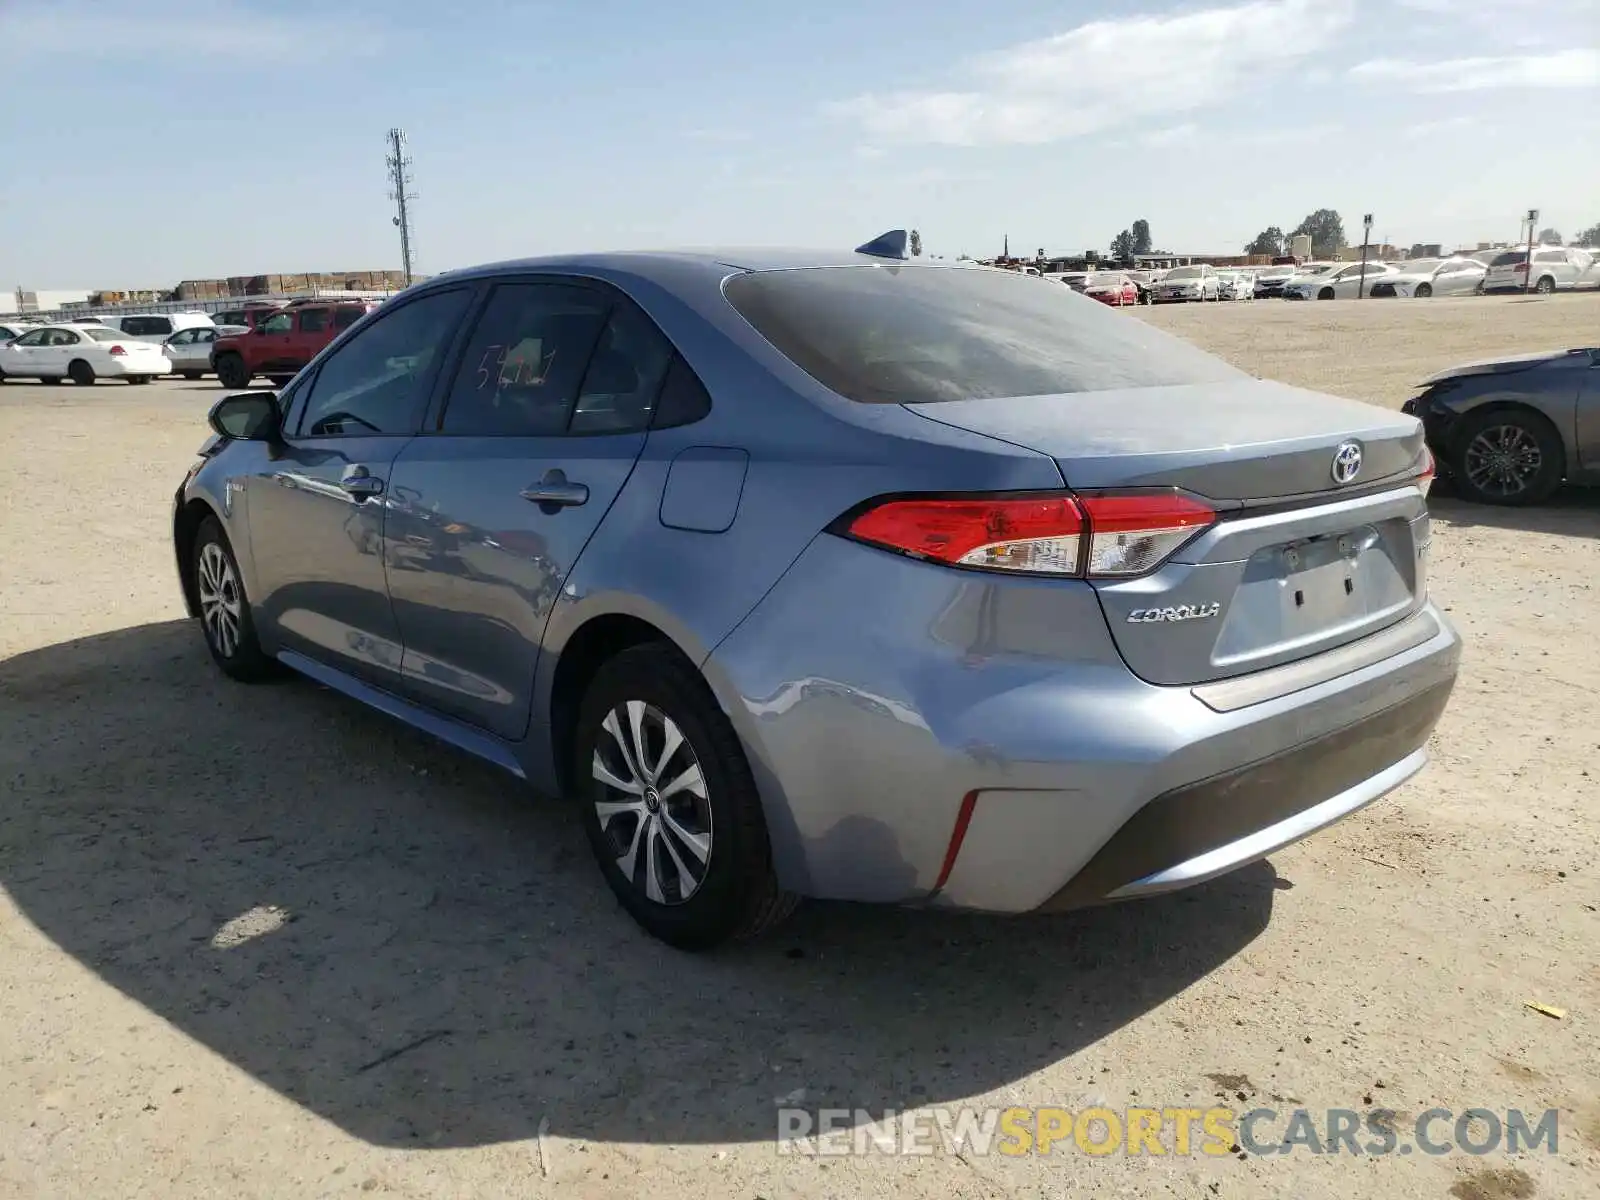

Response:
(1403, 347), (1600, 505)
(173, 233), (1460, 948)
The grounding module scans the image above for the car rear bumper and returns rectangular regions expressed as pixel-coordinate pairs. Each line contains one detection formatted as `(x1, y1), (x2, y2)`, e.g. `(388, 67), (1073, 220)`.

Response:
(99, 356), (171, 376)
(706, 534), (1461, 911)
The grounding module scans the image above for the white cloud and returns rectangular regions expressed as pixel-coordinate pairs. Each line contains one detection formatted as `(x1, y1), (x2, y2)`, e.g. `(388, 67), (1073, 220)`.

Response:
(1139, 124), (1200, 147)
(826, 0), (1354, 146)
(1403, 116), (1478, 138)
(0, 1), (383, 63)
(1351, 49), (1600, 92)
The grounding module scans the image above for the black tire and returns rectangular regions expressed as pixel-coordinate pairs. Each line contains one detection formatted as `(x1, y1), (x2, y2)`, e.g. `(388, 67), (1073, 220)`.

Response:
(1449, 408), (1564, 507)
(215, 353), (251, 390)
(192, 516), (280, 681)
(68, 359), (95, 386)
(1474, 280), (1485, 295)
(1534, 275), (1555, 295)
(126, 375), (151, 386)
(182, 370), (203, 380)
(574, 643), (796, 949)
(1318, 287), (1335, 300)
(1414, 283), (1432, 298)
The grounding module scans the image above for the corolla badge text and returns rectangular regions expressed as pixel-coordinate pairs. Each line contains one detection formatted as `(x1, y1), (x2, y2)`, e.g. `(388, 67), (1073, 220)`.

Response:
(1127, 603), (1222, 624)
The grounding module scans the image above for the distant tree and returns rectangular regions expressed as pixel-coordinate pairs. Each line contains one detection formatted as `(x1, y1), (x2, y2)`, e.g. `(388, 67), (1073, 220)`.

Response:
(1131, 219), (1152, 255)
(1246, 226), (1286, 257)
(909, 229), (923, 257)
(1110, 229), (1137, 260)
(1291, 209), (1346, 258)
(1578, 222), (1600, 247)
(1537, 227), (1562, 245)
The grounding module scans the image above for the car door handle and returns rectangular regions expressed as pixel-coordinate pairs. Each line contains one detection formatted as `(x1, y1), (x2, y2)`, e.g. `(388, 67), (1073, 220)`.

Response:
(521, 469), (588, 508)
(340, 465), (385, 499)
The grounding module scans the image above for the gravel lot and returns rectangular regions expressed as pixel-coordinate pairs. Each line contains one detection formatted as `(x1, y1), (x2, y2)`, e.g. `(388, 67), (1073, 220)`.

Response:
(2, 293), (1598, 1200)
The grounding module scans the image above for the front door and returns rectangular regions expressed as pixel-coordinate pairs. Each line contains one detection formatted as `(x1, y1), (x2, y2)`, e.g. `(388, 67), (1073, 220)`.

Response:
(253, 309), (296, 373)
(384, 281), (672, 739)
(1578, 352), (1600, 471)
(240, 286), (475, 687)
(40, 328), (82, 375)
(6, 328), (51, 375)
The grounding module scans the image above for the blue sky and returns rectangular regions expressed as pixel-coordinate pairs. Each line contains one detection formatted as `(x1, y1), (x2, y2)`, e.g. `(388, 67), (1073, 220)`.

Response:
(2, 0), (1597, 289)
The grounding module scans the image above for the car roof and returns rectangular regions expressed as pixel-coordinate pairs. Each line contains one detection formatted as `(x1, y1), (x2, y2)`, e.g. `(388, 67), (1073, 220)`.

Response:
(421, 247), (963, 290)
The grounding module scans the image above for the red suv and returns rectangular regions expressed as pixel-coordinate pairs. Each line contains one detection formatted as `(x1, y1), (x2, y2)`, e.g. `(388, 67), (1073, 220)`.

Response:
(212, 300), (378, 389)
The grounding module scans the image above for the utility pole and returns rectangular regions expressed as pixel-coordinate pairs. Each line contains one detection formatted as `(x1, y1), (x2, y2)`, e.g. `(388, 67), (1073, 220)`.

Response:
(1357, 213), (1373, 298)
(386, 128), (418, 286)
(1524, 208), (1538, 295)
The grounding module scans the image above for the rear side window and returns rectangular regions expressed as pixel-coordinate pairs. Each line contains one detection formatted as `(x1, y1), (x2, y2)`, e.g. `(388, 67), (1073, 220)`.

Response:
(120, 316), (172, 336)
(333, 306), (365, 329)
(439, 283), (610, 435)
(724, 265), (1245, 404)
(298, 308), (330, 333)
(569, 301), (673, 435)
(1533, 250), (1565, 263)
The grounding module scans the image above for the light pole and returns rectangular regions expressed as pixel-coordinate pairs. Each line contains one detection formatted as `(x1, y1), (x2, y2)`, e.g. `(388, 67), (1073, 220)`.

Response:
(1357, 213), (1374, 298)
(1524, 208), (1538, 295)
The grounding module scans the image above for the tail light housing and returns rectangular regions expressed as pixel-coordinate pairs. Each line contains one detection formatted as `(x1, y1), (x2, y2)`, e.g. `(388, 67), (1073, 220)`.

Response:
(108, 344), (127, 356)
(839, 491), (1215, 579)
(1514, 263), (1529, 274)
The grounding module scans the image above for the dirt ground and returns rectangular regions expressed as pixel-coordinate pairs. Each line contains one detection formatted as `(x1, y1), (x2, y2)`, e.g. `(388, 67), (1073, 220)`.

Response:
(1, 293), (1597, 1200)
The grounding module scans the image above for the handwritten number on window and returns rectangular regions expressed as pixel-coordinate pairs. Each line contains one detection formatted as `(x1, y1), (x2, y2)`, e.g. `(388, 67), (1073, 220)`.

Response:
(476, 343), (556, 390)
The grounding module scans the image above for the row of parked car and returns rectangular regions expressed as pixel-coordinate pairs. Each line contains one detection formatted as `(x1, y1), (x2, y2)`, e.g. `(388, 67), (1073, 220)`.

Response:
(0, 298), (381, 387)
(1043, 245), (1600, 309)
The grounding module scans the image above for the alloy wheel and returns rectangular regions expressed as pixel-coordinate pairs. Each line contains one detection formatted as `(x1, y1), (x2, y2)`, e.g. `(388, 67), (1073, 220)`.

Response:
(592, 700), (713, 905)
(197, 542), (243, 657)
(1463, 424), (1542, 499)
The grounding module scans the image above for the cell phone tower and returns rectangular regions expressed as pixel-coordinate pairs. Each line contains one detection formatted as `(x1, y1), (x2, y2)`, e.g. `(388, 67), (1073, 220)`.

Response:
(386, 128), (419, 286)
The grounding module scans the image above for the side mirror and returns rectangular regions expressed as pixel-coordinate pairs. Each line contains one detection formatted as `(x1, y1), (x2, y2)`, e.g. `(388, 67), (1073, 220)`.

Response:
(208, 393), (282, 442)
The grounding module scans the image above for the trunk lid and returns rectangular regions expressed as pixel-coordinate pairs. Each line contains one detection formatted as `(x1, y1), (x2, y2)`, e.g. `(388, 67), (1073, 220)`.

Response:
(908, 381), (1432, 686)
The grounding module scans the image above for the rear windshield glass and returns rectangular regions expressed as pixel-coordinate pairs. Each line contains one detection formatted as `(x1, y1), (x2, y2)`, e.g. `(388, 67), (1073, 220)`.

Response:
(1490, 251), (1527, 266)
(83, 327), (125, 342)
(723, 265), (1245, 404)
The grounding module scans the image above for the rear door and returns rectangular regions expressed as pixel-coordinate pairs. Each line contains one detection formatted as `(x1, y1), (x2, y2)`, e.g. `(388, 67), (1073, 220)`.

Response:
(383, 279), (673, 738)
(1578, 350), (1600, 470)
(290, 306), (332, 368)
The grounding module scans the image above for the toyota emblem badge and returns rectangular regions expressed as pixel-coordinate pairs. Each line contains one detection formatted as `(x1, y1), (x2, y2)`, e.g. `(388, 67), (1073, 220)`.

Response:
(1331, 441), (1363, 485)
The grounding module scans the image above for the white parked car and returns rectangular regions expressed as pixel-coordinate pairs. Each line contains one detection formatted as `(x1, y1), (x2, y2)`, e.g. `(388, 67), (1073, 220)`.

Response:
(162, 324), (248, 379)
(1216, 269), (1256, 300)
(0, 323), (171, 385)
(1366, 257), (1488, 299)
(94, 311), (215, 343)
(1482, 246), (1597, 294)
(1282, 260), (1397, 300)
(1153, 264), (1220, 302)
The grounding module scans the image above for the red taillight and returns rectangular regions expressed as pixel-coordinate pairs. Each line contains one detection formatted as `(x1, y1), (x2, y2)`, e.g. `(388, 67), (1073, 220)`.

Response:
(1420, 447), (1435, 480)
(109, 344), (127, 356)
(843, 491), (1216, 578)
(1514, 263), (1529, 274)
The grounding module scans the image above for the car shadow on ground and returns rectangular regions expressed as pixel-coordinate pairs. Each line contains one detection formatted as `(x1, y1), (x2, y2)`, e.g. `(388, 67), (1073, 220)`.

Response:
(1428, 481), (1600, 537)
(0, 621), (1277, 1149)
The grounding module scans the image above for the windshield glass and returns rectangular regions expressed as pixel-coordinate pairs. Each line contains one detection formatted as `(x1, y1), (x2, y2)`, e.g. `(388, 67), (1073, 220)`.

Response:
(83, 328), (126, 342)
(723, 264), (1245, 404)
(1163, 267), (1203, 281)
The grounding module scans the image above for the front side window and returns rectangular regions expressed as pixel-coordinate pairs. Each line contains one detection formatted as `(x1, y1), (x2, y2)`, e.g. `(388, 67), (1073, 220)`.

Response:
(296, 288), (472, 437)
(439, 283), (610, 436)
(261, 312), (294, 334)
(168, 329), (196, 346)
(724, 264), (1244, 404)
(297, 308), (330, 333)
(14, 330), (50, 346)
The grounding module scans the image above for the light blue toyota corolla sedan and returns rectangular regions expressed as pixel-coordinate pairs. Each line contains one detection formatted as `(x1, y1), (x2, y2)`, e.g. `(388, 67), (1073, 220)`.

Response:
(172, 232), (1460, 948)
